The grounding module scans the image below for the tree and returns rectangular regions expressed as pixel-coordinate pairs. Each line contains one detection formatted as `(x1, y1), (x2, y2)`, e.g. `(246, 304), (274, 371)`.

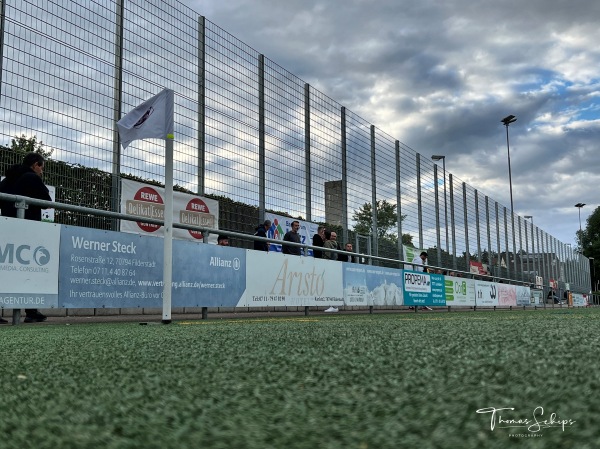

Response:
(352, 199), (412, 245)
(10, 134), (53, 159)
(577, 205), (600, 291)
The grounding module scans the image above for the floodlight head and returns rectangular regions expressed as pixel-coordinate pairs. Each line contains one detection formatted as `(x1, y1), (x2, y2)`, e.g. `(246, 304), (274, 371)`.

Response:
(501, 115), (517, 125)
(575, 203), (586, 208)
(524, 215), (533, 219)
(431, 155), (445, 161)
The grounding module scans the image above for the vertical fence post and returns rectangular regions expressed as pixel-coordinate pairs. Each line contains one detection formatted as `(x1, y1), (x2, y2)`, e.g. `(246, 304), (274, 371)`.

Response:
(370, 125), (378, 259)
(449, 174), (457, 270)
(0, 0), (6, 99)
(341, 107), (347, 243)
(504, 206), (510, 279)
(197, 16), (206, 196)
(434, 164), (441, 266)
(474, 190), (481, 264)
(462, 182), (470, 272)
(485, 195), (491, 270)
(305, 83), (311, 222)
(395, 141), (403, 264)
(258, 55), (266, 221)
(416, 154), (423, 249)
(511, 207), (517, 283)
(495, 202), (501, 279)
(518, 216), (524, 282)
(111, 0), (125, 232)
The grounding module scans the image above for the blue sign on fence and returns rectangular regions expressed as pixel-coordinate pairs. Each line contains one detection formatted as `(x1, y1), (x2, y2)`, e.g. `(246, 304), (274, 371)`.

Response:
(58, 226), (164, 308)
(402, 270), (446, 306)
(171, 240), (246, 307)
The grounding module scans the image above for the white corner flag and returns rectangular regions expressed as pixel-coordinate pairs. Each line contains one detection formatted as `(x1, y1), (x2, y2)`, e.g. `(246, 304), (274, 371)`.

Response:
(117, 89), (174, 148)
(117, 88), (176, 324)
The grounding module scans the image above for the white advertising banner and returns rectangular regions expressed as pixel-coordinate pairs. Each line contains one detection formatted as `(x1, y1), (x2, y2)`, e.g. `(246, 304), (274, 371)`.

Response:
(497, 283), (517, 306)
(264, 212), (319, 255)
(242, 251), (344, 307)
(444, 276), (476, 306)
(120, 179), (219, 243)
(475, 280), (499, 306)
(572, 293), (588, 307)
(515, 285), (532, 306)
(0, 217), (61, 308)
(530, 289), (544, 306)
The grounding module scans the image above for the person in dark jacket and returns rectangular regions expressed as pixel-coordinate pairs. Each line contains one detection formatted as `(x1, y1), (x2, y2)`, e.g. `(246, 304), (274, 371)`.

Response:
(282, 220), (302, 255)
(253, 220), (271, 251)
(0, 152), (52, 322)
(312, 225), (325, 258)
(0, 152), (51, 221)
(337, 242), (354, 263)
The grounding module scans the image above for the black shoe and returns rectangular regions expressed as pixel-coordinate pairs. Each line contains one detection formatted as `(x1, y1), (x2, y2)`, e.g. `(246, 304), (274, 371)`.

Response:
(24, 312), (47, 323)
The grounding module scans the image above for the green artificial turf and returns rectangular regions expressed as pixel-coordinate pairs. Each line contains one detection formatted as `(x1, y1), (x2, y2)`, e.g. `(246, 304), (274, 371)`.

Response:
(1, 309), (599, 449)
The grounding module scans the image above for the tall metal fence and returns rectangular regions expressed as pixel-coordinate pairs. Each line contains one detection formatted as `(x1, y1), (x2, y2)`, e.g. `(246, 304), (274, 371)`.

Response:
(0, 0), (592, 294)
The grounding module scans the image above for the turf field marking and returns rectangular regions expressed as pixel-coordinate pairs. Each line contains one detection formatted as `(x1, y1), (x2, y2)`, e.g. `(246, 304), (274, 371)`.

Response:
(178, 318), (320, 325)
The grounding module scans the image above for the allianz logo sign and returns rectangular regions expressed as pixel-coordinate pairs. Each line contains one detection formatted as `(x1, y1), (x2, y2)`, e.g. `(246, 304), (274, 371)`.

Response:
(0, 244), (51, 266)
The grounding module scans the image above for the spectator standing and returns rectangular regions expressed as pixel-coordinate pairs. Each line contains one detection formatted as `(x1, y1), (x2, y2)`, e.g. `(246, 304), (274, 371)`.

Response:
(0, 152), (52, 323)
(323, 230), (340, 313)
(312, 225), (325, 258)
(411, 251), (428, 272)
(253, 219), (271, 251)
(409, 251), (432, 310)
(282, 220), (302, 256)
(323, 230), (338, 260)
(337, 242), (354, 263)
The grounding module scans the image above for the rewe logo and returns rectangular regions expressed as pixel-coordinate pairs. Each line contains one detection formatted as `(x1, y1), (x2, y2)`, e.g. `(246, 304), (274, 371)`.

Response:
(0, 244), (50, 266)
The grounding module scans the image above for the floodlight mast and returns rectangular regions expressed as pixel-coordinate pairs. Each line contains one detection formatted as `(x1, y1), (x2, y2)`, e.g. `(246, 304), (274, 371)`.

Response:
(501, 115), (517, 213)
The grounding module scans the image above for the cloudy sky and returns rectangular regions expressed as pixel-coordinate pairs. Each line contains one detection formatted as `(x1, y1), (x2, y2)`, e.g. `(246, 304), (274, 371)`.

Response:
(182, 0), (599, 246)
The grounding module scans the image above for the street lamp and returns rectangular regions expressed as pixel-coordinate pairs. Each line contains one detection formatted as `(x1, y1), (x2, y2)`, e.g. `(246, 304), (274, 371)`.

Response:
(431, 155), (449, 255)
(575, 203), (585, 232)
(501, 115), (517, 212)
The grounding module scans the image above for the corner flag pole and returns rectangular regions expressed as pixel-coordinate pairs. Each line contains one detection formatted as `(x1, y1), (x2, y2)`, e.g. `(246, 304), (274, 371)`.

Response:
(162, 134), (174, 324)
(116, 88), (175, 324)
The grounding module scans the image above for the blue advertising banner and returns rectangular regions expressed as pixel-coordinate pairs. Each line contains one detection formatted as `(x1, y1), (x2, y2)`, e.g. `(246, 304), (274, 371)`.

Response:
(59, 226), (164, 308)
(365, 267), (404, 306)
(342, 264), (369, 306)
(171, 240), (246, 307)
(402, 270), (446, 306)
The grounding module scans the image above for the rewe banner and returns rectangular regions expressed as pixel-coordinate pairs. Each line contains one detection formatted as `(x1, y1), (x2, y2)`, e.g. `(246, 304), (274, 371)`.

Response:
(120, 179), (219, 243)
